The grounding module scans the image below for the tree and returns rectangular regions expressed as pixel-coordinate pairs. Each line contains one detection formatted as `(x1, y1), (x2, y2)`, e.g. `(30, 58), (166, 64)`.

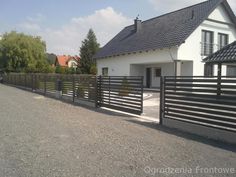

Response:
(0, 31), (49, 73)
(79, 29), (100, 74)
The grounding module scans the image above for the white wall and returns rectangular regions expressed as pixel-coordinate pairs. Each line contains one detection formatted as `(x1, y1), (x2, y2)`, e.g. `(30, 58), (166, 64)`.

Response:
(181, 61), (194, 76)
(178, 4), (236, 76)
(97, 47), (177, 76)
(68, 59), (78, 68)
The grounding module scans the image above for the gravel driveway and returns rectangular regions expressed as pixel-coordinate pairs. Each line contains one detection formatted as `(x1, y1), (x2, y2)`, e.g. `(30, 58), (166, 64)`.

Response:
(0, 84), (235, 177)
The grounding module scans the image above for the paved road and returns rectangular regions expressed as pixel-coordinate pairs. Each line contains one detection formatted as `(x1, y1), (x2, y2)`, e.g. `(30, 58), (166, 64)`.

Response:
(0, 84), (235, 177)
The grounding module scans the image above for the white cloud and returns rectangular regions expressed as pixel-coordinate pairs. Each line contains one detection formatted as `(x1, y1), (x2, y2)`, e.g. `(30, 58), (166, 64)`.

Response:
(18, 13), (45, 31)
(149, 0), (236, 13)
(19, 22), (41, 31)
(27, 13), (45, 23)
(20, 7), (132, 55)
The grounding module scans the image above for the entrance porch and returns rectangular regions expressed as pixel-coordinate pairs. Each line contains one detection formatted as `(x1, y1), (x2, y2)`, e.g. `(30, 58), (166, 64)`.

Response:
(130, 61), (193, 88)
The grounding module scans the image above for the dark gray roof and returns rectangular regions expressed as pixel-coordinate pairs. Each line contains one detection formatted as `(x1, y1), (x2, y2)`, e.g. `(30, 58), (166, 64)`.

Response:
(94, 0), (236, 59)
(203, 41), (236, 63)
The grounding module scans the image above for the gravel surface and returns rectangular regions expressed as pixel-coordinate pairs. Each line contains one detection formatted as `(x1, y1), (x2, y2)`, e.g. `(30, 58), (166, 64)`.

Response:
(0, 84), (235, 177)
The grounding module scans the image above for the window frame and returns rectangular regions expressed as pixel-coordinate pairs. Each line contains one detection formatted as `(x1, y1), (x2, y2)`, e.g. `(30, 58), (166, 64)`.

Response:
(102, 67), (108, 76)
(218, 33), (229, 50)
(204, 63), (214, 77)
(201, 30), (214, 56)
(154, 68), (162, 77)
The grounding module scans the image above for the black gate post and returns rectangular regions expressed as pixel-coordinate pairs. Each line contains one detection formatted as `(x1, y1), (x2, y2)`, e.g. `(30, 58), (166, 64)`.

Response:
(217, 63), (222, 96)
(159, 76), (164, 125)
(95, 75), (102, 108)
(141, 76), (144, 114)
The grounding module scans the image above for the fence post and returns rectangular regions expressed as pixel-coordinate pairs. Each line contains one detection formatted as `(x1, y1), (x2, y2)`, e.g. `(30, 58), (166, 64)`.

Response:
(96, 75), (102, 108)
(31, 74), (34, 91)
(217, 63), (222, 96)
(56, 77), (62, 99)
(43, 75), (47, 95)
(140, 76), (144, 114)
(72, 75), (75, 102)
(159, 76), (164, 125)
(109, 76), (111, 104)
(24, 74), (27, 88)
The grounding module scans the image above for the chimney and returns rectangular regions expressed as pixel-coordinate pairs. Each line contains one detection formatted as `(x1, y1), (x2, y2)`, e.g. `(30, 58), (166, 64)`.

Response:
(134, 17), (142, 33)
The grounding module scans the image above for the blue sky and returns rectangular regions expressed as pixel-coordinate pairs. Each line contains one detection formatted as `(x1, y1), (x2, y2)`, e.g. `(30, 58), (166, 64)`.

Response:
(0, 0), (235, 54)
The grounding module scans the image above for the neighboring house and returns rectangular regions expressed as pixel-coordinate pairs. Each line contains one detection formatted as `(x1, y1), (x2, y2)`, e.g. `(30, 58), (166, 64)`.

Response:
(55, 55), (80, 68)
(94, 0), (236, 88)
(203, 40), (236, 76)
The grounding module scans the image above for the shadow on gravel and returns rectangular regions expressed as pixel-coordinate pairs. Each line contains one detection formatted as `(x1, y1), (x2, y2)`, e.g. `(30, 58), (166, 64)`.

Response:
(126, 119), (236, 153)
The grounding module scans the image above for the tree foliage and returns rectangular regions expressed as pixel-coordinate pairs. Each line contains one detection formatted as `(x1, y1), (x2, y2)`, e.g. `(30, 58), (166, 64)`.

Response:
(79, 29), (100, 74)
(0, 31), (51, 73)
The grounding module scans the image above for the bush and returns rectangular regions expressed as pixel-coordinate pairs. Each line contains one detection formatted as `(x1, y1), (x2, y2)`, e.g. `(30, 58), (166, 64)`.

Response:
(76, 68), (82, 74)
(65, 67), (76, 74)
(55, 66), (65, 74)
(119, 77), (130, 96)
(90, 64), (97, 75)
(77, 86), (85, 98)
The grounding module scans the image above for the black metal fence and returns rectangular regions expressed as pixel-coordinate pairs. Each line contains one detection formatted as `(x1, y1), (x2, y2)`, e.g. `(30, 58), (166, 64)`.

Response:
(97, 76), (143, 115)
(2, 73), (97, 103)
(160, 76), (236, 132)
(2, 74), (143, 115)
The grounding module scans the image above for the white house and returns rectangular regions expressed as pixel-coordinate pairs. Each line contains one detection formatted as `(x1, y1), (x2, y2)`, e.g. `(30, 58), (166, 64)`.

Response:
(94, 0), (236, 88)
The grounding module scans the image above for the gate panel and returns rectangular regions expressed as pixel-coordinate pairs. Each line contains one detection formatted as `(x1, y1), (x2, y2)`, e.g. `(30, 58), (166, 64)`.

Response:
(97, 76), (143, 115)
(160, 76), (236, 132)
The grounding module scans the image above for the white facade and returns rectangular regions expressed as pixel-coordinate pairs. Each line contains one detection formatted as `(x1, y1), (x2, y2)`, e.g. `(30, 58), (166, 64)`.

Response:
(97, 4), (236, 88)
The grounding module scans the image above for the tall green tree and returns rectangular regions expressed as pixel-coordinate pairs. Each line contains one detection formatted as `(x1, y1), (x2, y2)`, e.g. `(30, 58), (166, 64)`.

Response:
(0, 31), (51, 73)
(79, 29), (100, 74)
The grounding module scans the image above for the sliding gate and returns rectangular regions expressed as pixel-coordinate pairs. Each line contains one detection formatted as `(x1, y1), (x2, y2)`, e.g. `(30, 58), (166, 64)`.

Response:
(160, 76), (236, 132)
(97, 76), (143, 115)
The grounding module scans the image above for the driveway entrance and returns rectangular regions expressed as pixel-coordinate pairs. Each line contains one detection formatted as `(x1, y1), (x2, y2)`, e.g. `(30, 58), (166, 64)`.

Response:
(143, 91), (160, 121)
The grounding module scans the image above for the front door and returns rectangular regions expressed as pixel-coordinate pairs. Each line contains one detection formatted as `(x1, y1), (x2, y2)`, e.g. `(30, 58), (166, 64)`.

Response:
(146, 68), (151, 88)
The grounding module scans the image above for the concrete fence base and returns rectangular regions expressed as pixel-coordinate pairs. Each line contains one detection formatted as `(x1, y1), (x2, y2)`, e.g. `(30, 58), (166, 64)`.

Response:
(163, 118), (236, 145)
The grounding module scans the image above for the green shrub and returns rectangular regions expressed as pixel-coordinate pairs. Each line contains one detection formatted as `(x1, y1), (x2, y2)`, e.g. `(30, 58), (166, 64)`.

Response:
(90, 64), (97, 75)
(77, 86), (85, 98)
(119, 77), (130, 96)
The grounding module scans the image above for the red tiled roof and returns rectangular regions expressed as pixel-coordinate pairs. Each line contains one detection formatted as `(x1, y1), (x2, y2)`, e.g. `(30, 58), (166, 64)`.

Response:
(56, 55), (80, 67)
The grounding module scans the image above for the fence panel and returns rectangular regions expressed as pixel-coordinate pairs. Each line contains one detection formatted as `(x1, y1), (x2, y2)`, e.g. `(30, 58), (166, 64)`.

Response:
(97, 76), (143, 115)
(2, 74), (144, 114)
(161, 76), (236, 132)
(74, 75), (97, 103)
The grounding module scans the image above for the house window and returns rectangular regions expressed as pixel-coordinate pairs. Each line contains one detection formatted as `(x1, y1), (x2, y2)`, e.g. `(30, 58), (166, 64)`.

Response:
(201, 30), (214, 56)
(155, 68), (161, 77)
(227, 65), (236, 76)
(102, 67), (108, 76)
(204, 63), (214, 76)
(218, 33), (228, 50)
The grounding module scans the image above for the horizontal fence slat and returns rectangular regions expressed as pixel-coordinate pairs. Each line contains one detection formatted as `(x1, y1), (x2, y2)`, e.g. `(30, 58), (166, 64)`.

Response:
(163, 76), (236, 132)
(165, 99), (236, 112)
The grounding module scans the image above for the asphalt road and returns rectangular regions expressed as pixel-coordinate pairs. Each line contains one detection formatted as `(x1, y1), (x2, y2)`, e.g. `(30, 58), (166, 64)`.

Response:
(0, 84), (235, 177)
